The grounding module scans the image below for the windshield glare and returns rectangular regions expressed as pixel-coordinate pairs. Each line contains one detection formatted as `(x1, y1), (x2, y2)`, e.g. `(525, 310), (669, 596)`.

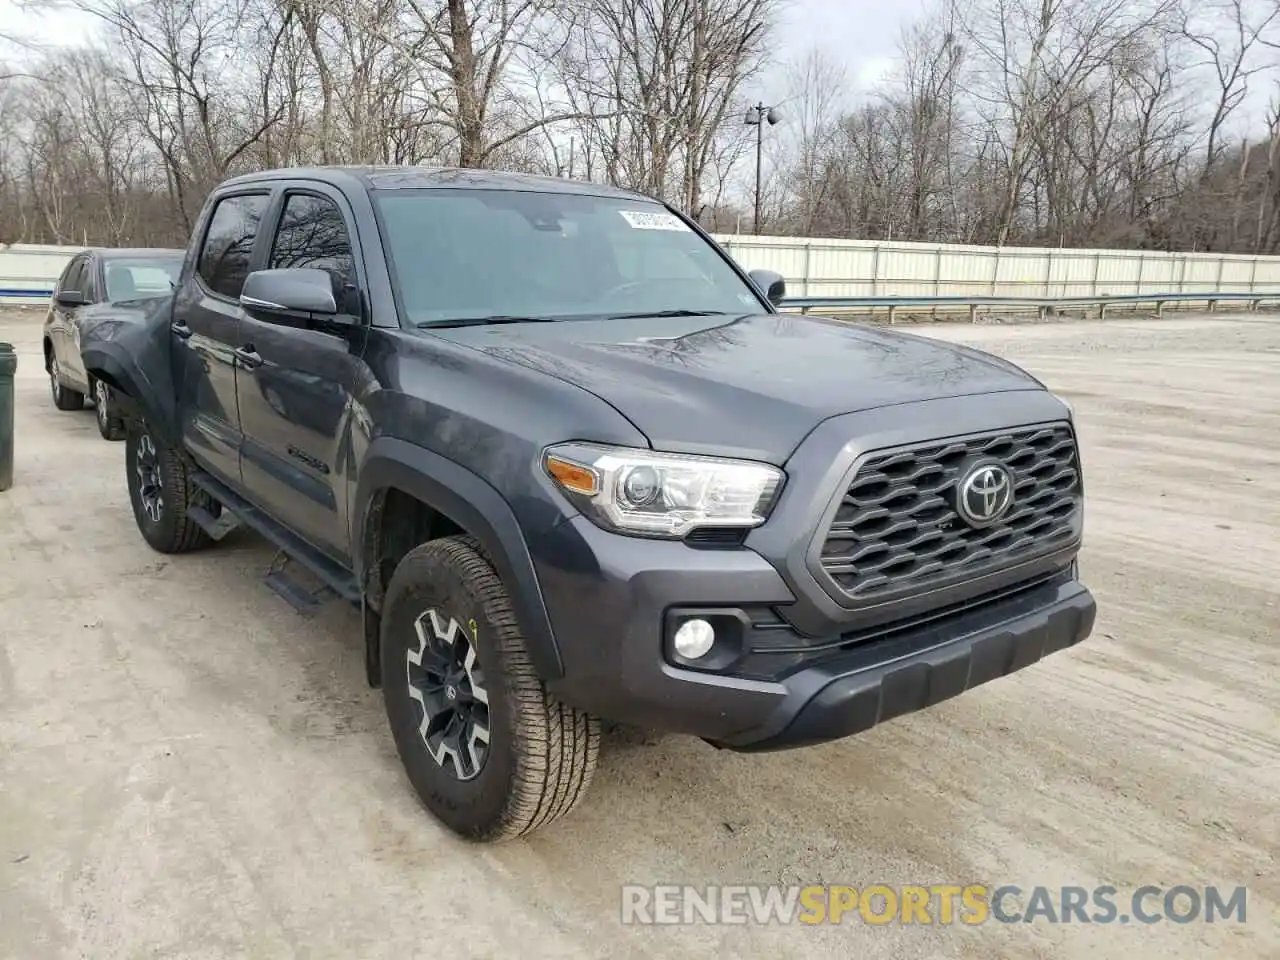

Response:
(374, 189), (765, 324)
(105, 257), (182, 302)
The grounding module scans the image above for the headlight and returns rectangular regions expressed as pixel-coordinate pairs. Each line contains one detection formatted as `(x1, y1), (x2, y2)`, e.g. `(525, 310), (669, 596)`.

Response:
(542, 442), (784, 538)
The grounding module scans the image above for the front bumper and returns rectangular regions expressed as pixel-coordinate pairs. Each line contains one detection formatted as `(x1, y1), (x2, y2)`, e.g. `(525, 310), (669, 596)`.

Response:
(716, 573), (1095, 751)
(533, 516), (1096, 751)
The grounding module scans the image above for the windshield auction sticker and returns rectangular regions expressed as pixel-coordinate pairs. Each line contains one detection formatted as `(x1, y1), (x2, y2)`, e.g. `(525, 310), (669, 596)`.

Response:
(619, 210), (690, 231)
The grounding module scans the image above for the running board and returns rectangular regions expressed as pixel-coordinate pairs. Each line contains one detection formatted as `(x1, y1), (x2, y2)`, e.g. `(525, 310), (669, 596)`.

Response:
(265, 554), (336, 616)
(188, 504), (243, 541)
(189, 470), (361, 612)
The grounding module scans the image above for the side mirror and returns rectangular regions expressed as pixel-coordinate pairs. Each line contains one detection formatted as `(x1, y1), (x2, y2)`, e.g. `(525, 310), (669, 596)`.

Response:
(54, 289), (86, 308)
(748, 269), (786, 306)
(240, 268), (341, 319)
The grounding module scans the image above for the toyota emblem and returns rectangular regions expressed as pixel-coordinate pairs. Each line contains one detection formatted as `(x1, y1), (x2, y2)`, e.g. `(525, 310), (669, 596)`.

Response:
(955, 461), (1015, 527)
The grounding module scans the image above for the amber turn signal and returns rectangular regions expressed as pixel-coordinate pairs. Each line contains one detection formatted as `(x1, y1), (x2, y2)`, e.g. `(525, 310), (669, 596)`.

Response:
(544, 454), (600, 496)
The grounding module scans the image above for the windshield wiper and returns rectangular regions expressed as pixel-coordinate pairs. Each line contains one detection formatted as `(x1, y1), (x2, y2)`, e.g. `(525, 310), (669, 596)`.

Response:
(603, 309), (729, 320)
(419, 315), (559, 328)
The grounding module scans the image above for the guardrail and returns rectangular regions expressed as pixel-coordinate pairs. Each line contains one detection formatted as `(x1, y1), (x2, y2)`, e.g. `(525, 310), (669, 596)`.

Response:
(778, 291), (1280, 322)
(5, 286), (1279, 318)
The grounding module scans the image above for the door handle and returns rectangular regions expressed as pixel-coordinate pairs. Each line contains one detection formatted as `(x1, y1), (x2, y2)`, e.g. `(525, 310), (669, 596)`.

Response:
(171, 320), (193, 340)
(233, 345), (264, 369)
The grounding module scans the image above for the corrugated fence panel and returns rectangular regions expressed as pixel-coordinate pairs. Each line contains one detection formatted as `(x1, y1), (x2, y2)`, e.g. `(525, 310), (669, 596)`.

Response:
(991, 248), (1044, 295)
(1182, 258), (1225, 290)
(1219, 258), (1255, 292)
(1141, 256), (1179, 291)
(1094, 253), (1142, 293)
(1047, 253), (1091, 297)
(1257, 259), (1280, 284)
(0, 244), (77, 303)
(711, 235), (1280, 302)
(7, 237), (1280, 304)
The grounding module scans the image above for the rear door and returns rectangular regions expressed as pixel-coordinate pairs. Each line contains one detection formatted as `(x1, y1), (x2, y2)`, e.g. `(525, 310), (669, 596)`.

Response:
(46, 257), (82, 365)
(50, 255), (92, 392)
(62, 254), (102, 389)
(173, 191), (273, 487)
(234, 186), (369, 565)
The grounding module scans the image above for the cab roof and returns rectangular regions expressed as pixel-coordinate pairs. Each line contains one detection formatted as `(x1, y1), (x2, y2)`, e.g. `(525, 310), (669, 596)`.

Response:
(219, 166), (659, 203)
(90, 248), (186, 259)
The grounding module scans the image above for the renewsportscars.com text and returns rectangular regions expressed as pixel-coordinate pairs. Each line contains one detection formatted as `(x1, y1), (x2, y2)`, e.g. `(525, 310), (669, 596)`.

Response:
(620, 884), (1249, 926)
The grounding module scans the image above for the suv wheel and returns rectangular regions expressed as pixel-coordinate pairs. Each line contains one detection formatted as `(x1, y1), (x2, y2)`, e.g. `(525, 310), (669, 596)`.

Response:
(49, 358), (85, 411)
(93, 379), (126, 441)
(381, 535), (600, 841)
(124, 425), (213, 553)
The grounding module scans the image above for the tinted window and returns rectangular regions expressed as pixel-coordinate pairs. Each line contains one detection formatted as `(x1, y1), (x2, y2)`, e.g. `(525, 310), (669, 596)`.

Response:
(78, 258), (97, 299)
(198, 194), (269, 299)
(59, 258), (85, 296)
(269, 193), (356, 305)
(104, 256), (183, 301)
(374, 190), (763, 325)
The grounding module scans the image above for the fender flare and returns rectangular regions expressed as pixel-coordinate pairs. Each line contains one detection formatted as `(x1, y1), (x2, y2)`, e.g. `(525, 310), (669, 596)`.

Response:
(353, 436), (564, 680)
(81, 338), (183, 447)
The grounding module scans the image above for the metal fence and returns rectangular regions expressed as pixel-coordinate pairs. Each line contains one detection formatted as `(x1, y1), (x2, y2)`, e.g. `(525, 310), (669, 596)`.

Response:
(5, 234), (1280, 305)
(716, 235), (1280, 299)
(0, 244), (79, 303)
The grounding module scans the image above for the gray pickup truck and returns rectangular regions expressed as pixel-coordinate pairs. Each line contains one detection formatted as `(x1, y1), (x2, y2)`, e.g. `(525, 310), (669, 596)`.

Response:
(82, 167), (1096, 841)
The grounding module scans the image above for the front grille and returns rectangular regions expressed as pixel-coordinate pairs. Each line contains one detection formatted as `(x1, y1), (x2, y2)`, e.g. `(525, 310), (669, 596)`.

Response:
(816, 423), (1081, 605)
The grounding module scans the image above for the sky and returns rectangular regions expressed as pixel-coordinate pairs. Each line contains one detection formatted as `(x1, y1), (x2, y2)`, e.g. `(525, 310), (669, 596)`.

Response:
(1, 0), (1262, 138)
(0, 0), (914, 100)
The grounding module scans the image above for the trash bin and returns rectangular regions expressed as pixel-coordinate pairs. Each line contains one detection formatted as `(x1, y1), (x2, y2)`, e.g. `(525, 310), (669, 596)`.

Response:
(0, 343), (15, 492)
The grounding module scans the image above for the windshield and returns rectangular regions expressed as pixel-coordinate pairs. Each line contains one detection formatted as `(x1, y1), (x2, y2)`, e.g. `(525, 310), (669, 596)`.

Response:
(104, 256), (183, 302)
(374, 189), (765, 325)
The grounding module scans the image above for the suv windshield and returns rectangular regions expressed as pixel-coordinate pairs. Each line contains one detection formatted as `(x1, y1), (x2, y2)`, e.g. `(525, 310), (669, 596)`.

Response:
(374, 189), (765, 325)
(104, 256), (183, 302)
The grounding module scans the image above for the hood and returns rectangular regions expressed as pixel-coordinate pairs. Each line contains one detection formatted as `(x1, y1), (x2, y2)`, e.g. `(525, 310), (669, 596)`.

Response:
(426, 313), (1044, 464)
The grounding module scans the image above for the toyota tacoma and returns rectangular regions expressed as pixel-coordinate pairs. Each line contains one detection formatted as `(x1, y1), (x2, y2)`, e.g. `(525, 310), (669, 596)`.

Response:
(81, 167), (1096, 841)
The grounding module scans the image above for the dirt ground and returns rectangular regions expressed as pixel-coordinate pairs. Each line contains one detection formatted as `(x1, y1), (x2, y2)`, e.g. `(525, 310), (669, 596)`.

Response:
(0, 307), (1276, 959)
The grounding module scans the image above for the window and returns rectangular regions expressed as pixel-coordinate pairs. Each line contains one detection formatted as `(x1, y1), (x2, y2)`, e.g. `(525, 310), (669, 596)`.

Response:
(269, 193), (356, 307)
(75, 259), (96, 300)
(58, 258), (85, 297)
(373, 190), (763, 325)
(104, 256), (183, 302)
(198, 194), (270, 299)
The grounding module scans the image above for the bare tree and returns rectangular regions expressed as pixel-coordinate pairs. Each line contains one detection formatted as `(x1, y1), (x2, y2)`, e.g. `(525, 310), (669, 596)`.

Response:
(4, 0), (1280, 254)
(961, 0), (1177, 244)
(557, 0), (774, 214)
(778, 48), (847, 235)
(890, 2), (965, 240)
(1182, 0), (1279, 177)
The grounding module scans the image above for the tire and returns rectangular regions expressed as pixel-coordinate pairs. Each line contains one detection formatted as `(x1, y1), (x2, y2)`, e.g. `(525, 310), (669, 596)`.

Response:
(49, 357), (85, 411)
(92, 379), (126, 441)
(124, 424), (213, 554)
(380, 535), (599, 841)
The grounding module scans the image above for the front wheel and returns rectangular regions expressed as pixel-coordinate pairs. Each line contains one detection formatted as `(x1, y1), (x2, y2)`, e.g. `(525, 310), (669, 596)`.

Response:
(49, 358), (85, 411)
(124, 426), (213, 553)
(93, 379), (126, 441)
(380, 536), (599, 841)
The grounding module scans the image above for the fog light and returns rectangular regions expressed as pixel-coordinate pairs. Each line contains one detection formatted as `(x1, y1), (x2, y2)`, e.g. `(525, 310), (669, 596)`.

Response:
(673, 618), (715, 659)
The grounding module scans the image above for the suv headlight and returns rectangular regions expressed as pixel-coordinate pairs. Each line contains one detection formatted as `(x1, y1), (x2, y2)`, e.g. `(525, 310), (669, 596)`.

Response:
(542, 442), (784, 539)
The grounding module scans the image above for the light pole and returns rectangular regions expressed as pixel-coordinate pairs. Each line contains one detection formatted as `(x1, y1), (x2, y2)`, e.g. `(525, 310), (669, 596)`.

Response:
(744, 101), (779, 235)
